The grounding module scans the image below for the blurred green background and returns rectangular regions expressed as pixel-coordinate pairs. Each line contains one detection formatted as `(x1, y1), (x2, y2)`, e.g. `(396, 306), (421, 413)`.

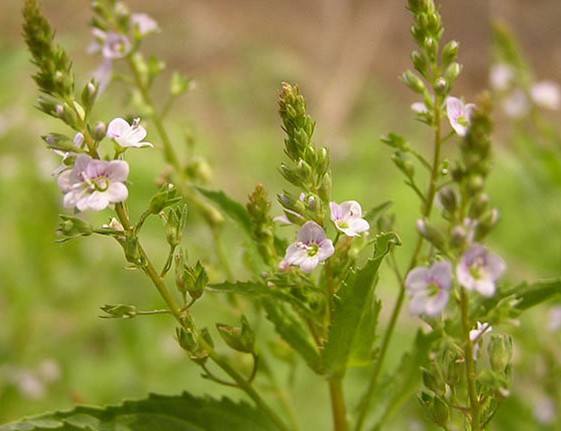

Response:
(2, 0), (561, 429)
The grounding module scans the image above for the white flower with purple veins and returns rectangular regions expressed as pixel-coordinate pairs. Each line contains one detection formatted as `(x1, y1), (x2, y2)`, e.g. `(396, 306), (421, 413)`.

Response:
(57, 155), (129, 212)
(107, 117), (153, 149)
(446, 97), (476, 137)
(131, 13), (159, 36)
(282, 221), (335, 273)
(405, 261), (453, 317)
(330, 200), (370, 237)
(457, 244), (506, 297)
(531, 81), (561, 110)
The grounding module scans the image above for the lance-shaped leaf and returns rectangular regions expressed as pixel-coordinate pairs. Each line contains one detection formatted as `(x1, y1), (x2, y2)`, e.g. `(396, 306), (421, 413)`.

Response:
(0, 392), (279, 431)
(323, 232), (401, 377)
(207, 280), (272, 296)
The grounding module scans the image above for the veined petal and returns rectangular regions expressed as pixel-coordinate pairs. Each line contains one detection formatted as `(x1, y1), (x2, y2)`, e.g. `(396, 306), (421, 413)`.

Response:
(316, 240), (335, 260)
(107, 118), (130, 139)
(300, 256), (319, 273)
(105, 182), (128, 203)
(297, 221), (326, 243)
(405, 267), (430, 292)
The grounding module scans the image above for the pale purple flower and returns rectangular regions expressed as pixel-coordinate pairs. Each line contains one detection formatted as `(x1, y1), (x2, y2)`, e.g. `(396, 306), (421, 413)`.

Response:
(534, 396), (557, 424)
(131, 13), (159, 36)
(489, 64), (515, 91)
(502, 89), (529, 118)
(107, 117), (153, 148)
(446, 97), (476, 137)
(282, 221), (334, 273)
(405, 261), (453, 317)
(531, 81), (561, 110)
(89, 28), (131, 60)
(457, 244), (506, 297)
(329, 200), (369, 237)
(470, 321), (492, 359)
(57, 154), (129, 211)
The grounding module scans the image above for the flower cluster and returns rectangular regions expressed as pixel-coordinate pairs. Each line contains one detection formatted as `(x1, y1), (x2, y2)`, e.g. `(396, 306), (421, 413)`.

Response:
(280, 200), (369, 273)
(405, 244), (506, 317)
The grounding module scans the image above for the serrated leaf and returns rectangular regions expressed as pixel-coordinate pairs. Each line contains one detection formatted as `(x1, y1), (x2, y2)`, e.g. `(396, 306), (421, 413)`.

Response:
(263, 299), (323, 374)
(195, 187), (252, 235)
(323, 232), (400, 376)
(348, 297), (381, 367)
(0, 392), (279, 431)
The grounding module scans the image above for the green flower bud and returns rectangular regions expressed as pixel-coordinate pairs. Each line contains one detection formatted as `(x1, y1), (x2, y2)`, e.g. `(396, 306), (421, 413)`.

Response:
(57, 215), (93, 241)
(442, 40), (460, 67)
(422, 367), (445, 396)
(216, 316), (255, 354)
(401, 70), (426, 94)
(411, 50), (428, 77)
(123, 232), (142, 265)
(176, 327), (210, 363)
(434, 77), (447, 96)
(93, 122), (107, 141)
(148, 185), (182, 214)
(488, 334), (513, 373)
(438, 186), (457, 214)
(278, 163), (303, 187)
(81, 80), (99, 114)
(444, 63), (462, 87)
(417, 219), (446, 250)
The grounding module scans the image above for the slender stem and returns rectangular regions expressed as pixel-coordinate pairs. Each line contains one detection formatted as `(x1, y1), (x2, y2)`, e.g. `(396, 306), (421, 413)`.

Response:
(460, 287), (480, 431)
(329, 377), (349, 431)
(354, 97), (444, 431)
(114, 203), (183, 323)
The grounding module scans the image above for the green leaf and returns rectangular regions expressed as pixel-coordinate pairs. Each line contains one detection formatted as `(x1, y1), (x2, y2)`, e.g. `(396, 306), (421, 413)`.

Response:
(263, 299), (323, 374)
(323, 232), (401, 376)
(0, 392), (279, 431)
(195, 187), (252, 235)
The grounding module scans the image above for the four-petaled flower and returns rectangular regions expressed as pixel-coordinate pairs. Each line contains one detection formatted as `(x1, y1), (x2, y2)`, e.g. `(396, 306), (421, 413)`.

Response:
(457, 244), (506, 297)
(446, 96), (475, 137)
(329, 200), (369, 237)
(282, 221), (334, 273)
(405, 261), (453, 317)
(57, 155), (129, 211)
(107, 117), (153, 149)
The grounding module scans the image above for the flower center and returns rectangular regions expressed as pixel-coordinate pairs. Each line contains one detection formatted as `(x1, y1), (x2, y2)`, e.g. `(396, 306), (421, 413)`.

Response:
(427, 281), (440, 296)
(469, 257), (485, 280)
(457, 115), (469, 127)
(305, 243), (319, 257)
(92, 176), (110, 192)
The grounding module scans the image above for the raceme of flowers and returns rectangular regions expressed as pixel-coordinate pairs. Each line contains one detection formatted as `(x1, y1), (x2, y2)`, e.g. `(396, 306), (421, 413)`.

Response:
(405, 244), (506, 317)
(280, 200), (369, 272)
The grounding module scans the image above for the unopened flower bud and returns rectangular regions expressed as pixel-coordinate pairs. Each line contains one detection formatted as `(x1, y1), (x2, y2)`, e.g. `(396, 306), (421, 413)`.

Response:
(488, 334), (513, 373)
(402, 70), (426, 94)
(422, 367), (445, 396)
(417, 219), (446, 250)
(93, 122), (107, 141)
(216, 316), (255, 354)
(434, 78), (447, 96)
(444, 63), (462, 87)
(411, 50), (428, 75)
(438, 187), (457, 214)
(442, 40), (460, 66)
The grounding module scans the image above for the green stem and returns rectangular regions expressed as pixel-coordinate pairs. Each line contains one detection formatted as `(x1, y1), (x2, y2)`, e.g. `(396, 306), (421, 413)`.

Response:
(114, 203), (183, 323)
(460, 287), (480, 431)
(354, 97), (444, 431)
(329, 377), (349, 431)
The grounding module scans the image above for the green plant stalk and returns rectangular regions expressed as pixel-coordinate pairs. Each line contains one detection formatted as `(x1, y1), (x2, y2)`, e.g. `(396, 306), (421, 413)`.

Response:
(329, 376), (349, 431)
(124, 55), (234, 281)
(460, 287), (480, 431)
(354, 96), (444, 431)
